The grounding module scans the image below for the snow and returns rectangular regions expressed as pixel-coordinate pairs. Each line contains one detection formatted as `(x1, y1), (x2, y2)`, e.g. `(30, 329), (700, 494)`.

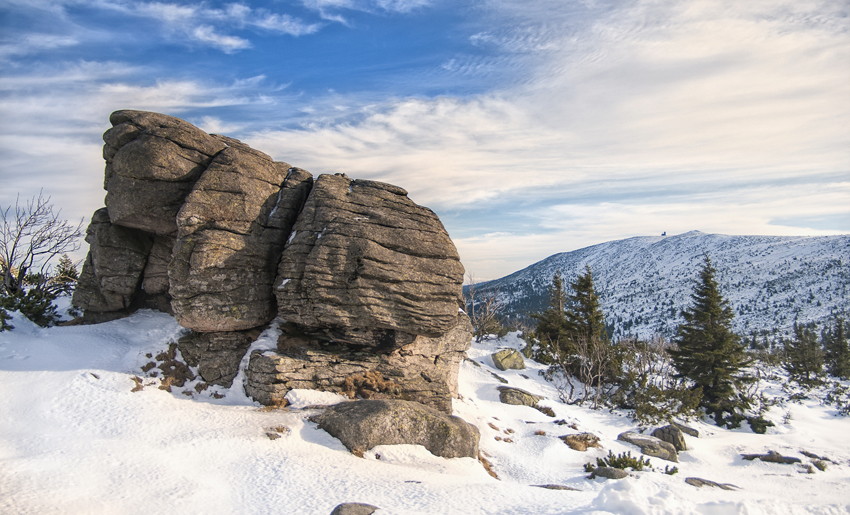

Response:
(2, 309), (849, 514)
(285, 389), (350, 408)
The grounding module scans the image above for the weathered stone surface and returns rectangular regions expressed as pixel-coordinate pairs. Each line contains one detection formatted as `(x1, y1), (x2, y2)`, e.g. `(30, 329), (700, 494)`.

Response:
(617, 431), (678, 463)
(672, 421), (699, 438)
(685, 477), (740, 490)
(311, 399), (480, 458)
(274, 174), (465, 349)
(169, 144), (313, 332)
(72, 208), (153, 314)
(652, 425), (687, 452)
(245, 315), (472, 413)
(103, 110), (228, 235)
(178, 325), (267, 387)
(492, 349), (525, 371)
(497, 386), (542, 407)
(591, 467), (628, 480)
(741, 451), (801, 464)
(329, 503), (379, 515)
(559, 433), (601, 452)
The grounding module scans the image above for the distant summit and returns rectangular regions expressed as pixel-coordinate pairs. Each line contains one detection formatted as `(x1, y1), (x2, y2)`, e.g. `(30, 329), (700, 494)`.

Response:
(468, 231), (849, 341)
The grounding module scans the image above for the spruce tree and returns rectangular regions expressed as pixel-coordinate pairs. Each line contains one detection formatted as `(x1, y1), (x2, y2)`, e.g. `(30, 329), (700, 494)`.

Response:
(566, 265), (606, 343)
(531, 271), (570, 361)
(824, 318), (850, 379)
(671, 255), (751, 427)
(783, 322), (824, 384)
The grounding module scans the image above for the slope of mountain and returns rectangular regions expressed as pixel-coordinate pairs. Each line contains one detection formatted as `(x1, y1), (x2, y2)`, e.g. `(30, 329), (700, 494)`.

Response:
(469, 231), (849, 342)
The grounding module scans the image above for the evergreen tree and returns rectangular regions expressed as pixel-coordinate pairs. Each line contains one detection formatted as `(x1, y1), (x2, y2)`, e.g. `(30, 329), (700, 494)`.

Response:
(566, 265), (606, 343)
(824, 318), (850, 379)
(783, 322), (824, 384)
(671, 255), (752, 427)
(531, 271), (571, 360)
(53, 253), (78, 294)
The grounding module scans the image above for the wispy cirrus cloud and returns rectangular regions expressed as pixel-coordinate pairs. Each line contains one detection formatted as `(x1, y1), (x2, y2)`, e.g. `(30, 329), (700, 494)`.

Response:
(246, 0), (850, 278)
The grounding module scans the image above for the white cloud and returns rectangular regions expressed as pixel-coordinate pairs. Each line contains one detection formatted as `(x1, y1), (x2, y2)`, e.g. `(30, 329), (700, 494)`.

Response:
(0, 34), (79, 60)
(191, 25), (251, 53)
(244, 0), (849, 278)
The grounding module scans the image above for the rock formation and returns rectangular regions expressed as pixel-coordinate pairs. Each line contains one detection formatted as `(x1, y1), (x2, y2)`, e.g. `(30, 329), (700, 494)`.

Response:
(310, 399), (480, 459)
(72, 110), (470, 413)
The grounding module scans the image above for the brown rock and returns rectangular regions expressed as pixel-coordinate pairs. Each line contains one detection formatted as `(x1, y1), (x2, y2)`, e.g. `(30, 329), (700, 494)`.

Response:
(178, 325), (267, 387)
(559, 433), (601, 452)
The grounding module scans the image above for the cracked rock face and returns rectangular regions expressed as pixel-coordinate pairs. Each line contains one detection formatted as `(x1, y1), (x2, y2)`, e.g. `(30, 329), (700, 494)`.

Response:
(72, 208), (153, 314)
(74, 110), (468, 405)
(274, 174), (465, 350)
(103, 110), (229, 236)
(169, 141), (312, 332)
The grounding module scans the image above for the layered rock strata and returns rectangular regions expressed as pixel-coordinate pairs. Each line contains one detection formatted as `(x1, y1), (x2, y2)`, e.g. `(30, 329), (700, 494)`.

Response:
(245, 315), (471, 413)
(73, 110), (469, 403)
(274, 173), (465, 349)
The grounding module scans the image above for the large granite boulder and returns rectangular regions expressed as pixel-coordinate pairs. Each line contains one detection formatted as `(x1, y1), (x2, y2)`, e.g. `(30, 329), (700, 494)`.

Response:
(652, 424), (687, 452)
(103, 110), (228, 235)
(72, 208), (153, 315)
(245, 314), (472, 413)
(169, 141), (312, 332)
(497, 386), (542, 407)
(311, 399), (480, 458)
(274, 174), (465, 349)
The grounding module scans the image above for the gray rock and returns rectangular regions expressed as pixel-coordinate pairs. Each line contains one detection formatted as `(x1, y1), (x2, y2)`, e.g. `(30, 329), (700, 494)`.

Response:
(559, 433), (601, 452)
(592, 467), (628, 480)
(740, 450), (801, 464)
(178, 325), (267, 387)
(532, 484), (580, 491)
(311, 399), (479, 458)
(169, 146), (312, 332)
(275, 174), (465, 349)
(330, 503), (379, 515)
(672, 421), (699, 438)
(103, 110), (228, 235)
(685, 477), (740, 490)
(617, 431), (678, 463)
(72, 208), (153, 314)
(497, 386), (541, 407)
(245, 315), (472, 413)
(652, 424), (687, 452)
(491, 349), (525, 371)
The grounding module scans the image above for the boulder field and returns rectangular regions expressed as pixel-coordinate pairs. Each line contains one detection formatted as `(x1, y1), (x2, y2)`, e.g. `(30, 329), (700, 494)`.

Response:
(73, 110), (471, 414)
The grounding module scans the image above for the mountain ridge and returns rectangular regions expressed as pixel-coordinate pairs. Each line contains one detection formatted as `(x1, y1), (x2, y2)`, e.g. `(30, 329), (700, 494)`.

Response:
(468, 231), (849, 342)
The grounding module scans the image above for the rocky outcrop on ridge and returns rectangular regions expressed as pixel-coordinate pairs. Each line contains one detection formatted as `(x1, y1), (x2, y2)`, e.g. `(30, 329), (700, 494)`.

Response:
(72, 110), (469, 412)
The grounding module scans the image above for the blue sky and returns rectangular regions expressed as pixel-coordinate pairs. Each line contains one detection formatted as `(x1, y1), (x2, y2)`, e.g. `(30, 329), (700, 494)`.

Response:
(1, 0), (848, 281)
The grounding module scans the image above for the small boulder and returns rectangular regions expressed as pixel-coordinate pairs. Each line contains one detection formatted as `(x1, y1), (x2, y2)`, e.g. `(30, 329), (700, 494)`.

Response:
(652, 425), (687, 452)
(591, 467), (628, 480)
(497, 386), (541, 407)
(311, 399), (479, 458)
(672, 421), (699, 437)
(685, 477), (740, 490)
(617, 431), (678, 463)
(329, 503), (379, 515)
(491, 349), (525, 371)
(559, 433), (601, 452)
(741, 451), (801, 464)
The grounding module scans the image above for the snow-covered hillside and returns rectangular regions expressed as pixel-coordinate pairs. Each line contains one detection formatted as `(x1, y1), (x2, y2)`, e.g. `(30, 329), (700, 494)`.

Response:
(470, 231), (849, 341)
(2, 309), (849, 514)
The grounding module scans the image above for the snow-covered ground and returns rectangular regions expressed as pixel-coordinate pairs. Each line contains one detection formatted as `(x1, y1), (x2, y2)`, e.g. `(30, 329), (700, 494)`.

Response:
(2, 308), (849, 514)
